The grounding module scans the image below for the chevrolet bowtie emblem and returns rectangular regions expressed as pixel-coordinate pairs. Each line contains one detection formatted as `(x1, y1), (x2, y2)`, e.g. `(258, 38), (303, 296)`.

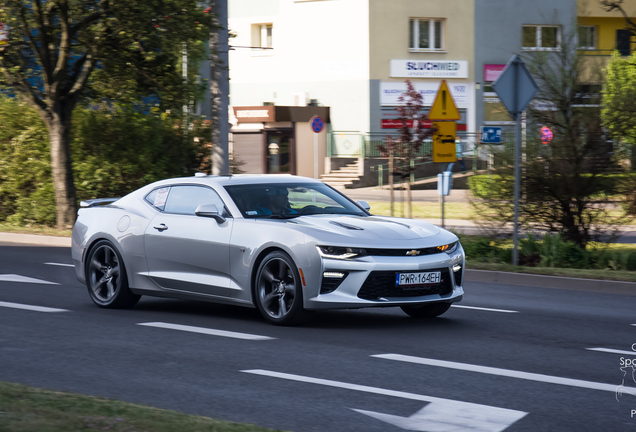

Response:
(406, 250), (420, 256)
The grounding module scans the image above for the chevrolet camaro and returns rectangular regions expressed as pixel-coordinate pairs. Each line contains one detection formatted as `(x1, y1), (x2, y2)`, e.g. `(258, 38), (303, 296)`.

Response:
(72, 174), (465, 325)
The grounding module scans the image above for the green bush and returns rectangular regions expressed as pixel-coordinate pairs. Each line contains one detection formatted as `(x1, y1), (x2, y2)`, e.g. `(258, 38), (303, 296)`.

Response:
(0, 96), (209, 227)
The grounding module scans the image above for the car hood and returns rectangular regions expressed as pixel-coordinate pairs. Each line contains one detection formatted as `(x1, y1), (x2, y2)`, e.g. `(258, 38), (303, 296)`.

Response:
(279, 215), (441, 241)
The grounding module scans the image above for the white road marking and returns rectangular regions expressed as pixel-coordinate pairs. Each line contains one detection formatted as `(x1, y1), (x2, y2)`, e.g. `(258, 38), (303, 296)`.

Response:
(587, 348), (636, 356)
(451, 305), (518, 313)
(44, 262), (74, 268)
(372, 354), (628, 393)
(0, 301), (68, 313)
(0, 274), (59, 285)
(242, 369), (527, 431)
(136, 322), (275, 341)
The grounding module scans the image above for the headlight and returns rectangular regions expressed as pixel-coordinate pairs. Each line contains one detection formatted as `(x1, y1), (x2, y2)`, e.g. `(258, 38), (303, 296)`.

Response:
(436, 241), (459, 254)
(317, 246), (367, 260)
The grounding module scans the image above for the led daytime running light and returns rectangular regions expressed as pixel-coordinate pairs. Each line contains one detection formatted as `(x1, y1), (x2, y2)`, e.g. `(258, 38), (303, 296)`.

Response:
(318, 246), (367, 260)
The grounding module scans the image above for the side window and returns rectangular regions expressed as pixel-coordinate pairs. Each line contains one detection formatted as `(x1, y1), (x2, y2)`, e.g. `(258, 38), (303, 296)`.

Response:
(144, 187), (170, 211)
(163, 186), (228, 216)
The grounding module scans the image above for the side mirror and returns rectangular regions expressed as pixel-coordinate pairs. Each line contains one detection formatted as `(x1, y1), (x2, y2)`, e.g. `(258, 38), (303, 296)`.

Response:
(195, 204), (226, 223)
(356, 200), (371, 211)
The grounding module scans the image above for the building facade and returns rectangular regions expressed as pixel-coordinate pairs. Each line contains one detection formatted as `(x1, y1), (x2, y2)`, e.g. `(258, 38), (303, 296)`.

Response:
(224, 0), (631, 183)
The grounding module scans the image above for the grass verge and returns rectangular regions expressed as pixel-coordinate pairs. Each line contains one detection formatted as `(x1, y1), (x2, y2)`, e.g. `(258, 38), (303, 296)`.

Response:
(0, 223), (72, 237)
(466, 260), (636, 283)
(0, 381), (282, 432)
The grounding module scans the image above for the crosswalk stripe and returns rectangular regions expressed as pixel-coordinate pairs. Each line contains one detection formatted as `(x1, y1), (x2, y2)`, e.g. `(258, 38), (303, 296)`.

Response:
(372, 353), (628, 393)
(0, 301), (68, 313)
(137, 322), (275, 340)
(0, 274), (59, 285)
(587, 348), (636, 356)
(451, 305), (518, 313)
(44, 262), (74, 268)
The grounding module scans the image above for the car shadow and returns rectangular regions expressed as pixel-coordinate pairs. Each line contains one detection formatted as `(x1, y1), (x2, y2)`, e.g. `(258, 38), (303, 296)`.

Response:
(131, 298), (469, 330)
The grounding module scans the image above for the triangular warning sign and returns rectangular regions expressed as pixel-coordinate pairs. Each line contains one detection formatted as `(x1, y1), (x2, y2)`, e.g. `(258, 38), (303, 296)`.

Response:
(428, 80), (460, 120)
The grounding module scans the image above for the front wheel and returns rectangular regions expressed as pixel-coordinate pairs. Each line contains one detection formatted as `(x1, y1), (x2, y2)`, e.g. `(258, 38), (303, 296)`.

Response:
(85, 240), (140, 309)
(400, 302), (451, 318)
(254, 251), (312, 326)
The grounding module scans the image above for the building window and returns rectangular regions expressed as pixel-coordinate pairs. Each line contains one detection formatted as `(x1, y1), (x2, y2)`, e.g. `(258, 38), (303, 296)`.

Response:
(522, 25), (560, 50)
(616, 29), (631, 56)
(251, 23), (273, 50)
(578, 25), (596, 49)
(409, 19), (444, 51)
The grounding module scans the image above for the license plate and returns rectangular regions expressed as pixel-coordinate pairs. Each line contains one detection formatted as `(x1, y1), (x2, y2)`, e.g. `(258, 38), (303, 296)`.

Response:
(395, 271), (441, 286)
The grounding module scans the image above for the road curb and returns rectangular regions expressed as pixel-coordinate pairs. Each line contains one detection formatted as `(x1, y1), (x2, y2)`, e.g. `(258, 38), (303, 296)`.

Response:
(0, 232), (71, 247)
(466, 269), (636, 296)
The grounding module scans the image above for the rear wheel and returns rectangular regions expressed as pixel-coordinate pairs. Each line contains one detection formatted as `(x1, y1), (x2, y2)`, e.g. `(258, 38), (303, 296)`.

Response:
(86, 240), (140, 309)
(254, 251), (312, 326)
(400, 302), (451, 318)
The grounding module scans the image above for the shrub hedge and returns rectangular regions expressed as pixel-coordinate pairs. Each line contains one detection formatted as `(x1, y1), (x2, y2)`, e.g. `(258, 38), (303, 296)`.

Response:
(0, 96), (209, 227)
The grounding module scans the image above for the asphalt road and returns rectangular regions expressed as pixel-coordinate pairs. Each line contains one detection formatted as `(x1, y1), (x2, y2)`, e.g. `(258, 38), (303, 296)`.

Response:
(1, 243), (635, 431)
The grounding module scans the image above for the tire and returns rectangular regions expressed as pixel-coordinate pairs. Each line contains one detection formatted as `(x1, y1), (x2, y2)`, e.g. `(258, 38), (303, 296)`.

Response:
(400, 302), (451, 318)
(85, 240), (141, 309)
(254, 251), (312, 326)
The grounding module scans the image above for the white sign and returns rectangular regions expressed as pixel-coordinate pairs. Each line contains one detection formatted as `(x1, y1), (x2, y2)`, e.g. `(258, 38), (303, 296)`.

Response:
(390, 60), (468, 78)
(380, 81), (469, 107)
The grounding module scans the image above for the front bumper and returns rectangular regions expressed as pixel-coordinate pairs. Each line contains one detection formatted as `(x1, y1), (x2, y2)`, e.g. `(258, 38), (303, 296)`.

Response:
(305, 249), (465, 310)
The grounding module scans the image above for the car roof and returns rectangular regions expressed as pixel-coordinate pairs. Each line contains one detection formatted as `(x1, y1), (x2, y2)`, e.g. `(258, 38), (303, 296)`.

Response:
(147, 174), (323, 189)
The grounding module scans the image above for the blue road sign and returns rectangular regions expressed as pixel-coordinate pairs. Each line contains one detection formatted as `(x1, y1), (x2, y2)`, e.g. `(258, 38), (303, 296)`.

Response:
(481, 126), (502, 144)
(310, 116), (324, 133)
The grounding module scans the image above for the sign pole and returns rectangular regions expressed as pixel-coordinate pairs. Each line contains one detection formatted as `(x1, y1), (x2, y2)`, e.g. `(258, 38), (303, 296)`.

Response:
(491, 54), (538, 266)
(314, 133), (318, 179)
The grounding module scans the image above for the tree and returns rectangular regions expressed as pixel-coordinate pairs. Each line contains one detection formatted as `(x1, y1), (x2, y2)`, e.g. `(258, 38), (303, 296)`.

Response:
(379, 79), (434, 218)
(0, 0), (211, 228)
(471, 29), (633, 248)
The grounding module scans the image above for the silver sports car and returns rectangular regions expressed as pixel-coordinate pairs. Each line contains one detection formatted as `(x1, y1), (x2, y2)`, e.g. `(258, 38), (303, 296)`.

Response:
(72, 174), (464, 325)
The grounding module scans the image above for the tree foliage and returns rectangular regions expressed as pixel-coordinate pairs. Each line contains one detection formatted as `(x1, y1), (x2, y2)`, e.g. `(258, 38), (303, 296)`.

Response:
(471, 35), (634, 248)
(0, 0), (213, 228)
(379, 79), (435, 217)
(0, 95), (210, 227)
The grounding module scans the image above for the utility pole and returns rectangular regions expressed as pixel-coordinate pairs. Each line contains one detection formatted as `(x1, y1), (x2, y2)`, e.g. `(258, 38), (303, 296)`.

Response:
(209, 0), (230, 175)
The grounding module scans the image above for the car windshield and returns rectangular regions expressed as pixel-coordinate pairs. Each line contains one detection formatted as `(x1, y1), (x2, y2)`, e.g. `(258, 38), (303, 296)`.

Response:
(225, 183), (368, 218)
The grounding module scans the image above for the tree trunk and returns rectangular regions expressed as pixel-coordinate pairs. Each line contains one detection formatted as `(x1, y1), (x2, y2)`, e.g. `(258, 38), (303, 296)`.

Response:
(48, 115), (77, 229)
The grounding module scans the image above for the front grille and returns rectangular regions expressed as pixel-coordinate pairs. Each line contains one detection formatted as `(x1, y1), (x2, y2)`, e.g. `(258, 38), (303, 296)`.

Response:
(364, 247), (442, 257)
(357, 269), (452, 300)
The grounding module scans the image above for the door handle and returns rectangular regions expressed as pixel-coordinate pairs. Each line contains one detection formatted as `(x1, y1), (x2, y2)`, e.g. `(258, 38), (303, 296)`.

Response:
(153, 223), (168, 232)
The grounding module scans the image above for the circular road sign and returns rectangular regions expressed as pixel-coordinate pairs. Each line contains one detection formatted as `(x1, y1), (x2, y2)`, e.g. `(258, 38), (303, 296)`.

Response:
(310, 116), (324, 133)
(541, 126), (553, 145)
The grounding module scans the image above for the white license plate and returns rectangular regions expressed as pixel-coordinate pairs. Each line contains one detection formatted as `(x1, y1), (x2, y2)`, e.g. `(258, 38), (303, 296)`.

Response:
(396, 271), (441, 286)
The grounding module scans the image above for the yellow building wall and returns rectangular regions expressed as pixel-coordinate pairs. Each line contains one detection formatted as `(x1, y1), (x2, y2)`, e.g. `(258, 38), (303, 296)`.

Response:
(368, 0), (475, 82)
(579, 17), (631, 52)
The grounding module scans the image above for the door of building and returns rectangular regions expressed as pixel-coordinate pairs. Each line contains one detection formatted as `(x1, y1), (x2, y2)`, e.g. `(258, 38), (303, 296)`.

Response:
(266, 131), (294, 174)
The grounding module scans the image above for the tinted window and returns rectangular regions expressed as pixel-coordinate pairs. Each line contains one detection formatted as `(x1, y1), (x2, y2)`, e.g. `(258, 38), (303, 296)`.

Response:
(163, 186), (227, 216)
(225, 183), (368, 218)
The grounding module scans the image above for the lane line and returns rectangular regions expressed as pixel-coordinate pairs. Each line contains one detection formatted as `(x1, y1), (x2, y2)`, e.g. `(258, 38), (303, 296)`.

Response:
(587, 348), (636, 356)
(242, 369), (528, 430)
(0, 274), (59, 285)
(137, 322), (275, 341)
(451, 305), (518, 313)
(0, 301), (68, 313)
(372, 353), (630, 393)
(44, 262), (74, 268)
